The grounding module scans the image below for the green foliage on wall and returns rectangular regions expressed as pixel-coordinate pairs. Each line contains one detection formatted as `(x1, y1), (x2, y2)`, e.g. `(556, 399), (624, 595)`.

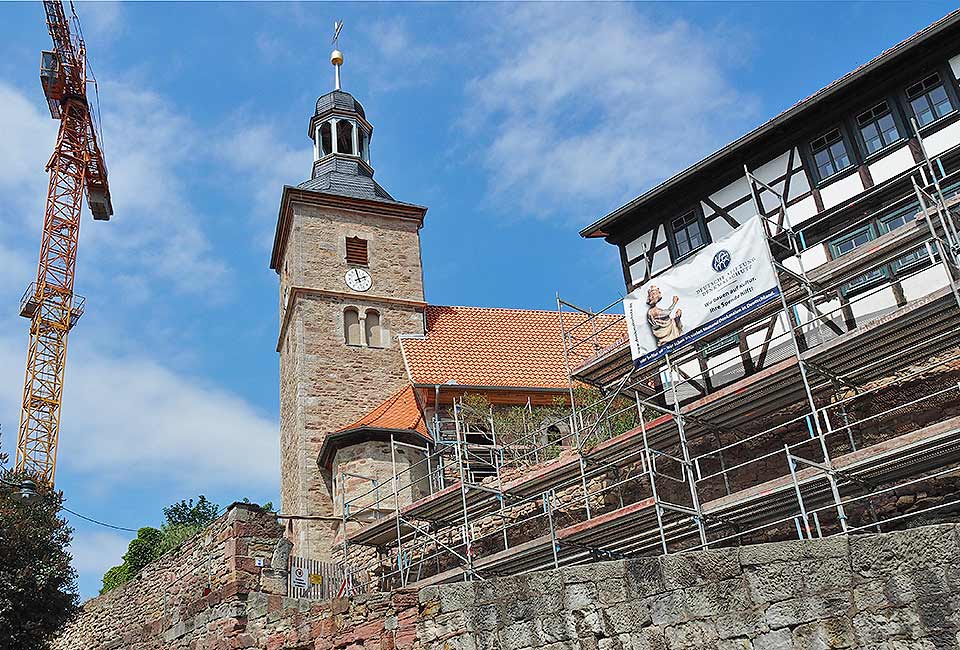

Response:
(458, 385), (643, 461)
(100, 495), (222, 595)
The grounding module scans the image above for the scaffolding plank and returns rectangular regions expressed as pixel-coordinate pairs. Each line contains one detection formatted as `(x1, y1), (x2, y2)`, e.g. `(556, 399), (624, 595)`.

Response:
(347, 514), (412, 547)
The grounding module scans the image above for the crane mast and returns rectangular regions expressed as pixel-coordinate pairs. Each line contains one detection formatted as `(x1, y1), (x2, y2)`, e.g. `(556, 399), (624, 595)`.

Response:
(15, 0), (112, 484)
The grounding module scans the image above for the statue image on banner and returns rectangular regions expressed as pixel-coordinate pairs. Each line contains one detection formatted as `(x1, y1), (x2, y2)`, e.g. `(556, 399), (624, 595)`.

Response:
(624, 217), (781, 369)
(646, 285), (683, 346)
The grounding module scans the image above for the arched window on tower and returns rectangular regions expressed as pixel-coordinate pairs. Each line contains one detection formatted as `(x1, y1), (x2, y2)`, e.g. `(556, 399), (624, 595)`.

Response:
(365, 310), (383, 348)
(344, 308), (362, 346)
(336, 120), (355, 155)
(319, 122), (333, 157)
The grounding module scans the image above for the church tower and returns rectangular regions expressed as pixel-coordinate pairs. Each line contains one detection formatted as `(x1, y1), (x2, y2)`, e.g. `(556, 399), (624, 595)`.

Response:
(269, 33), (427, 560)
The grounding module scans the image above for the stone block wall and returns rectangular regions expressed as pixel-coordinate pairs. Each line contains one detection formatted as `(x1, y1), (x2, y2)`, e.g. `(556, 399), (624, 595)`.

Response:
(58, 512), (960, 650)
(414, 523), (960, 650)
(55, 503), (287, 649)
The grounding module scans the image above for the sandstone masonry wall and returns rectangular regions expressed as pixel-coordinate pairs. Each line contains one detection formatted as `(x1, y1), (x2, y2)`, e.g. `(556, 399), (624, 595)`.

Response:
(58, 506), (960, 650)
(278, 199), (426, 561)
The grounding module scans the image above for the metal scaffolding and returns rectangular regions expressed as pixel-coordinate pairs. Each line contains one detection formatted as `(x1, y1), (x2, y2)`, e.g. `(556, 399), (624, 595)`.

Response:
(338, 140), (960, 593)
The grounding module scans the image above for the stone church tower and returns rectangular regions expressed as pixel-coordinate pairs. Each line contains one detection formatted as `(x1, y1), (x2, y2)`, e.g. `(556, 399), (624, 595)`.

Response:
(269, 45), (427, 560)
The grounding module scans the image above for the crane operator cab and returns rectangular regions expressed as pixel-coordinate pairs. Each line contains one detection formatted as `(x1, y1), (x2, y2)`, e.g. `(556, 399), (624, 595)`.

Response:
(39, 50), (64, 119)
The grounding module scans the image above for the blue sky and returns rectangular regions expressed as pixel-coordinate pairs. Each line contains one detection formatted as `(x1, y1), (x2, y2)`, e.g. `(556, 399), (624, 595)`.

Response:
(0, 1), (954, 598)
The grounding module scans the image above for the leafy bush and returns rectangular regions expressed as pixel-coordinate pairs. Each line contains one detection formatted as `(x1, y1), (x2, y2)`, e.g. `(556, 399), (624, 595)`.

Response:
(99, 565), (130, 594)
(101, 495), (221, 594)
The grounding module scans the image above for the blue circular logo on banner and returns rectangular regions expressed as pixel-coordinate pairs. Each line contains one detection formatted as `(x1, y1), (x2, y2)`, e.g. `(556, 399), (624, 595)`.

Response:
(712, 250), (731, 272)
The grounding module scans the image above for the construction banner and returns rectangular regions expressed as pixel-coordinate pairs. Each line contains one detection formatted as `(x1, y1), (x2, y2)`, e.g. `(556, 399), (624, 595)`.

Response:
(624, 216), (780, 369)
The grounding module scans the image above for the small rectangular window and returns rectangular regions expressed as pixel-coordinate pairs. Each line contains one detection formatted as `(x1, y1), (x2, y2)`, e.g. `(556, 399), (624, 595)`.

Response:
(345, 237), (368, 266)
(906, 72), (955, 127)
(878, 201), (920, 234)
(810, 128), (853, 180)
(877, 203), (929, 273)
(670, 210), (707, 260)
(829, 225), (886, 294)
(856, 101), (901, 155)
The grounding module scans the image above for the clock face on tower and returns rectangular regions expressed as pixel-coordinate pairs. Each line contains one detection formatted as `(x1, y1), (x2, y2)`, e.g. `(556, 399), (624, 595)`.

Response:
(345, 268), (372, 292)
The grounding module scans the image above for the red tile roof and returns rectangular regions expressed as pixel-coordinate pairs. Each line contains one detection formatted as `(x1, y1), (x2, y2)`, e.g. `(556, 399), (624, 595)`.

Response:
(399, 305), (626, 389)
(337, 385), (428, 438)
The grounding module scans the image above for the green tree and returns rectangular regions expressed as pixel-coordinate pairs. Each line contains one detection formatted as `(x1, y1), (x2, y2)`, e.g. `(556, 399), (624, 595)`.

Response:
(101, 495), (222, 594)
(0, 451), (79, 649)
(162, 495), (219, 527)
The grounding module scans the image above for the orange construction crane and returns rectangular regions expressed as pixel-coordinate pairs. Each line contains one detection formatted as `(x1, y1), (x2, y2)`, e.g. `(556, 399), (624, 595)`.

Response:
(15, 0), (112, 484)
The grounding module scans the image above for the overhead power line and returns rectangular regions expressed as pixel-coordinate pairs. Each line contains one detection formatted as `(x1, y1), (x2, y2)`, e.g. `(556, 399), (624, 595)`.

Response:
(61, 506), (138, 533)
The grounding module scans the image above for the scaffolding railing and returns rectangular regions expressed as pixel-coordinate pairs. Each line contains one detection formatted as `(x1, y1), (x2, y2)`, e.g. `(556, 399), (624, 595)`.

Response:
(339, 139), (960, 591)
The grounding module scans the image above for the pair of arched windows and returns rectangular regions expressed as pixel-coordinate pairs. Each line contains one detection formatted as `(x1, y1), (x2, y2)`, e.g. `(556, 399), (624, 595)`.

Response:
(344, 308), (384, 348)
(316, 118), (370, 162)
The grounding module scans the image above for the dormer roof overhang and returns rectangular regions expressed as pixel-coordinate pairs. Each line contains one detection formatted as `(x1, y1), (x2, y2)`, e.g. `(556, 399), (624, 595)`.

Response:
(270, 184), (428, 272)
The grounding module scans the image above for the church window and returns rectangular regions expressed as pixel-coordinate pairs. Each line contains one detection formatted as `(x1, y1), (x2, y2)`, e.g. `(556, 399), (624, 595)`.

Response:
(319, 122), (333, 157)
(346, 237), (368, 266)
(344, 308), (362, 346)
(336, 120), (355, 155)
(365, 310), (383, 348)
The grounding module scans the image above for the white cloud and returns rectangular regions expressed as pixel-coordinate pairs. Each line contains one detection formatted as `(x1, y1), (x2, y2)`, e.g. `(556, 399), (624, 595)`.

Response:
(0, 80), (228, 297)
(76, 2), (125, 43)
(466, 4), (757, 218)
(0, 332), (277, 490)
(0, 83), (57, 221)
(219, 123), (312, 246)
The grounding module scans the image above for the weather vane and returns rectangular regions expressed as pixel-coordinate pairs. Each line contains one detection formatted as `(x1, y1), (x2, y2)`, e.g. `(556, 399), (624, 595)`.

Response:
(331, 20), (344, 91)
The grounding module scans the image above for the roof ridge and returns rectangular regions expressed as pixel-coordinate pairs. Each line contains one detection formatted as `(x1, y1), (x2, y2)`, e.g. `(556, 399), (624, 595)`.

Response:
(428, 304), (564, 315)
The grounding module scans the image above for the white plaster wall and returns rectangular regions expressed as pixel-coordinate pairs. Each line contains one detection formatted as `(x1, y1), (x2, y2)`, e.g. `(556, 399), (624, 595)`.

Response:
(629, 260), (647, 284)
(625, 228), (655, 261)
(786, 195), (818, 229)
(849, 286), (897, 322)
(790, 168), (811, 196)
(900, 264), (949, 301)
(868, 145), (915, 184)
(800, 245), (829, 271)
(651, 248), (671, 275)
(729, 200), (759, 224)
(706, 347), (746, 386)
(753, 150), (792, 185)
(950, 53), (960, 79)
(745, 312), (790, 364)
(922, 119), (960, 158)
(759, 179), (787, 213)
(820, 173), (865, 210)
(707, 217), (735, 241)
(709, 176), (750, 210)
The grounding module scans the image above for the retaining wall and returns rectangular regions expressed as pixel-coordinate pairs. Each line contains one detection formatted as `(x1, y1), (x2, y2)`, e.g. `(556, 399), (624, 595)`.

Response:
(57, 504), (960, 649)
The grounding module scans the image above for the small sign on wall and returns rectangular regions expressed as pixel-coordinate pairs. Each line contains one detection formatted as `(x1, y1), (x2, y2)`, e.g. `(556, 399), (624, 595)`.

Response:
(309, 573), (323, 585)
(255, 557), (265, 567)
(291, 566), (308, 589)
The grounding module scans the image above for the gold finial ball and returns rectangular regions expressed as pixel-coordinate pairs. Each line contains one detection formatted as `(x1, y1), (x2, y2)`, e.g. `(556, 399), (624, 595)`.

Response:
(331, 49), (344, 66)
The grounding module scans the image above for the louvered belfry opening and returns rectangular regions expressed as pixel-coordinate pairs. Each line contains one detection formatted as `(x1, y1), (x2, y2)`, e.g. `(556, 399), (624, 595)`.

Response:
(345, 237), (368, 266)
